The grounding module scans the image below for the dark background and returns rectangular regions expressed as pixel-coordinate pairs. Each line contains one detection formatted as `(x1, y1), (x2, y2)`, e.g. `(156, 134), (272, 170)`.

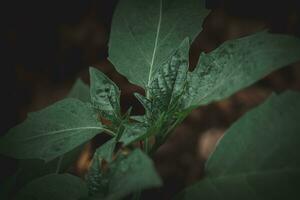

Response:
(1, 0), (300, 199)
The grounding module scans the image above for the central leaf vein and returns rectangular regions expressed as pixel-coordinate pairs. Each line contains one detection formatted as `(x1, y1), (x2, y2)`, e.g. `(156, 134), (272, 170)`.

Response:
(21, 127), (105, 141)
(147, 0), (162, 91)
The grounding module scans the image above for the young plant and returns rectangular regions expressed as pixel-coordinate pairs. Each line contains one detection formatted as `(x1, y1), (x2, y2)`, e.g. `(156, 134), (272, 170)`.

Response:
(1, 0), (300, 199)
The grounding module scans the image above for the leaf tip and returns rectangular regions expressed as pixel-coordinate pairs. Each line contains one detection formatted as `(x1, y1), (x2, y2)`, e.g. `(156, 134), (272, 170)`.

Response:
(89, 66), (97, 76)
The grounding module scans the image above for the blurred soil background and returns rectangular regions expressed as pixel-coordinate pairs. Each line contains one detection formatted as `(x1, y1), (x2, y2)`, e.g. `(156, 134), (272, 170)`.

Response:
(1, 0), (300, 199)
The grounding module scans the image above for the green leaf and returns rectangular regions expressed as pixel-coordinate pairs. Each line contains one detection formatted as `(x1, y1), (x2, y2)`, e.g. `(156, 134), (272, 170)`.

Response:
(130, 115), (147, 123)
(90, 67), (121, 123)
(134, 38), (189, 122)
(86, 139), (116, 196)
(93, 139), (116, 164)
(131, 39), (190, 150)
(2, 80), (90, 197)
(0, 98), (103, 162)
(15, 174), (88, 200)
(0, 141), (84, 199)
(185, 31), (300, 108)
(176, 168), (300, 200)
(87, 149), (162, 199)
(148, 38), (189, 114)
(17, 144), (83, 184)
(119, 123), (148, 146)
(134, 93), (152, 116)
(68, 78), (90, 102)
(177, 91), (300, 200)
(108, 0), (209, 88)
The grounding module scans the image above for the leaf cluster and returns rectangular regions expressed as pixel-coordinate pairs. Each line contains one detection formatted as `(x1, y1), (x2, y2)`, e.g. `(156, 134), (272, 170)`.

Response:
(1, 0), (300, 199)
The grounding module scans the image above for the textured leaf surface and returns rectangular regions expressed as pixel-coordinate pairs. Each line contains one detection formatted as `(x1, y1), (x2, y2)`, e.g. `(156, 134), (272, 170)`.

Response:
(109, 0), (209, 88)
(68, 78), (90, 102)
(88, 149), (162, 199)
(134, 38), (189, 125)
(177, 91), (300, 200)
(132, 39), (191, 148)
(185, 32), (300, 108)
(0, 98), (103, 161)
(148, 38), (189, 115)
(16, 174), (88, 200)
(90, 67), (121, 123)
(87, 139), (116, 196)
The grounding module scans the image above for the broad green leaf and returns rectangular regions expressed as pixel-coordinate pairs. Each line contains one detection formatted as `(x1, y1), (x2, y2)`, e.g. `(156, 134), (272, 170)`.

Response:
(68, 78), (90, 102)
(88, 149), (162, 200)
(206, 91), (300, 176)
(177, 91), (300, 200)
(16, 173), (88, 200)
(185, 31), (300, 108)
(176, 168), (300, 200)
(0, 98), (103, 162)
(109, 0), (209, 88)
(0, 83), (87, 197)
(90, 67), (121, 123)
(15, 144), (83, 186)
(65, 78), (91, 171)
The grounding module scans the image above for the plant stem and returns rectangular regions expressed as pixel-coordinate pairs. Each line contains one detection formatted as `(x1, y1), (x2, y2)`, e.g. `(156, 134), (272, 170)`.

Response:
(144, 138), (151, 153)
(103, 128), (116, 137)
(55, 155), (64, 173)
(144, 86), (152, 153)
